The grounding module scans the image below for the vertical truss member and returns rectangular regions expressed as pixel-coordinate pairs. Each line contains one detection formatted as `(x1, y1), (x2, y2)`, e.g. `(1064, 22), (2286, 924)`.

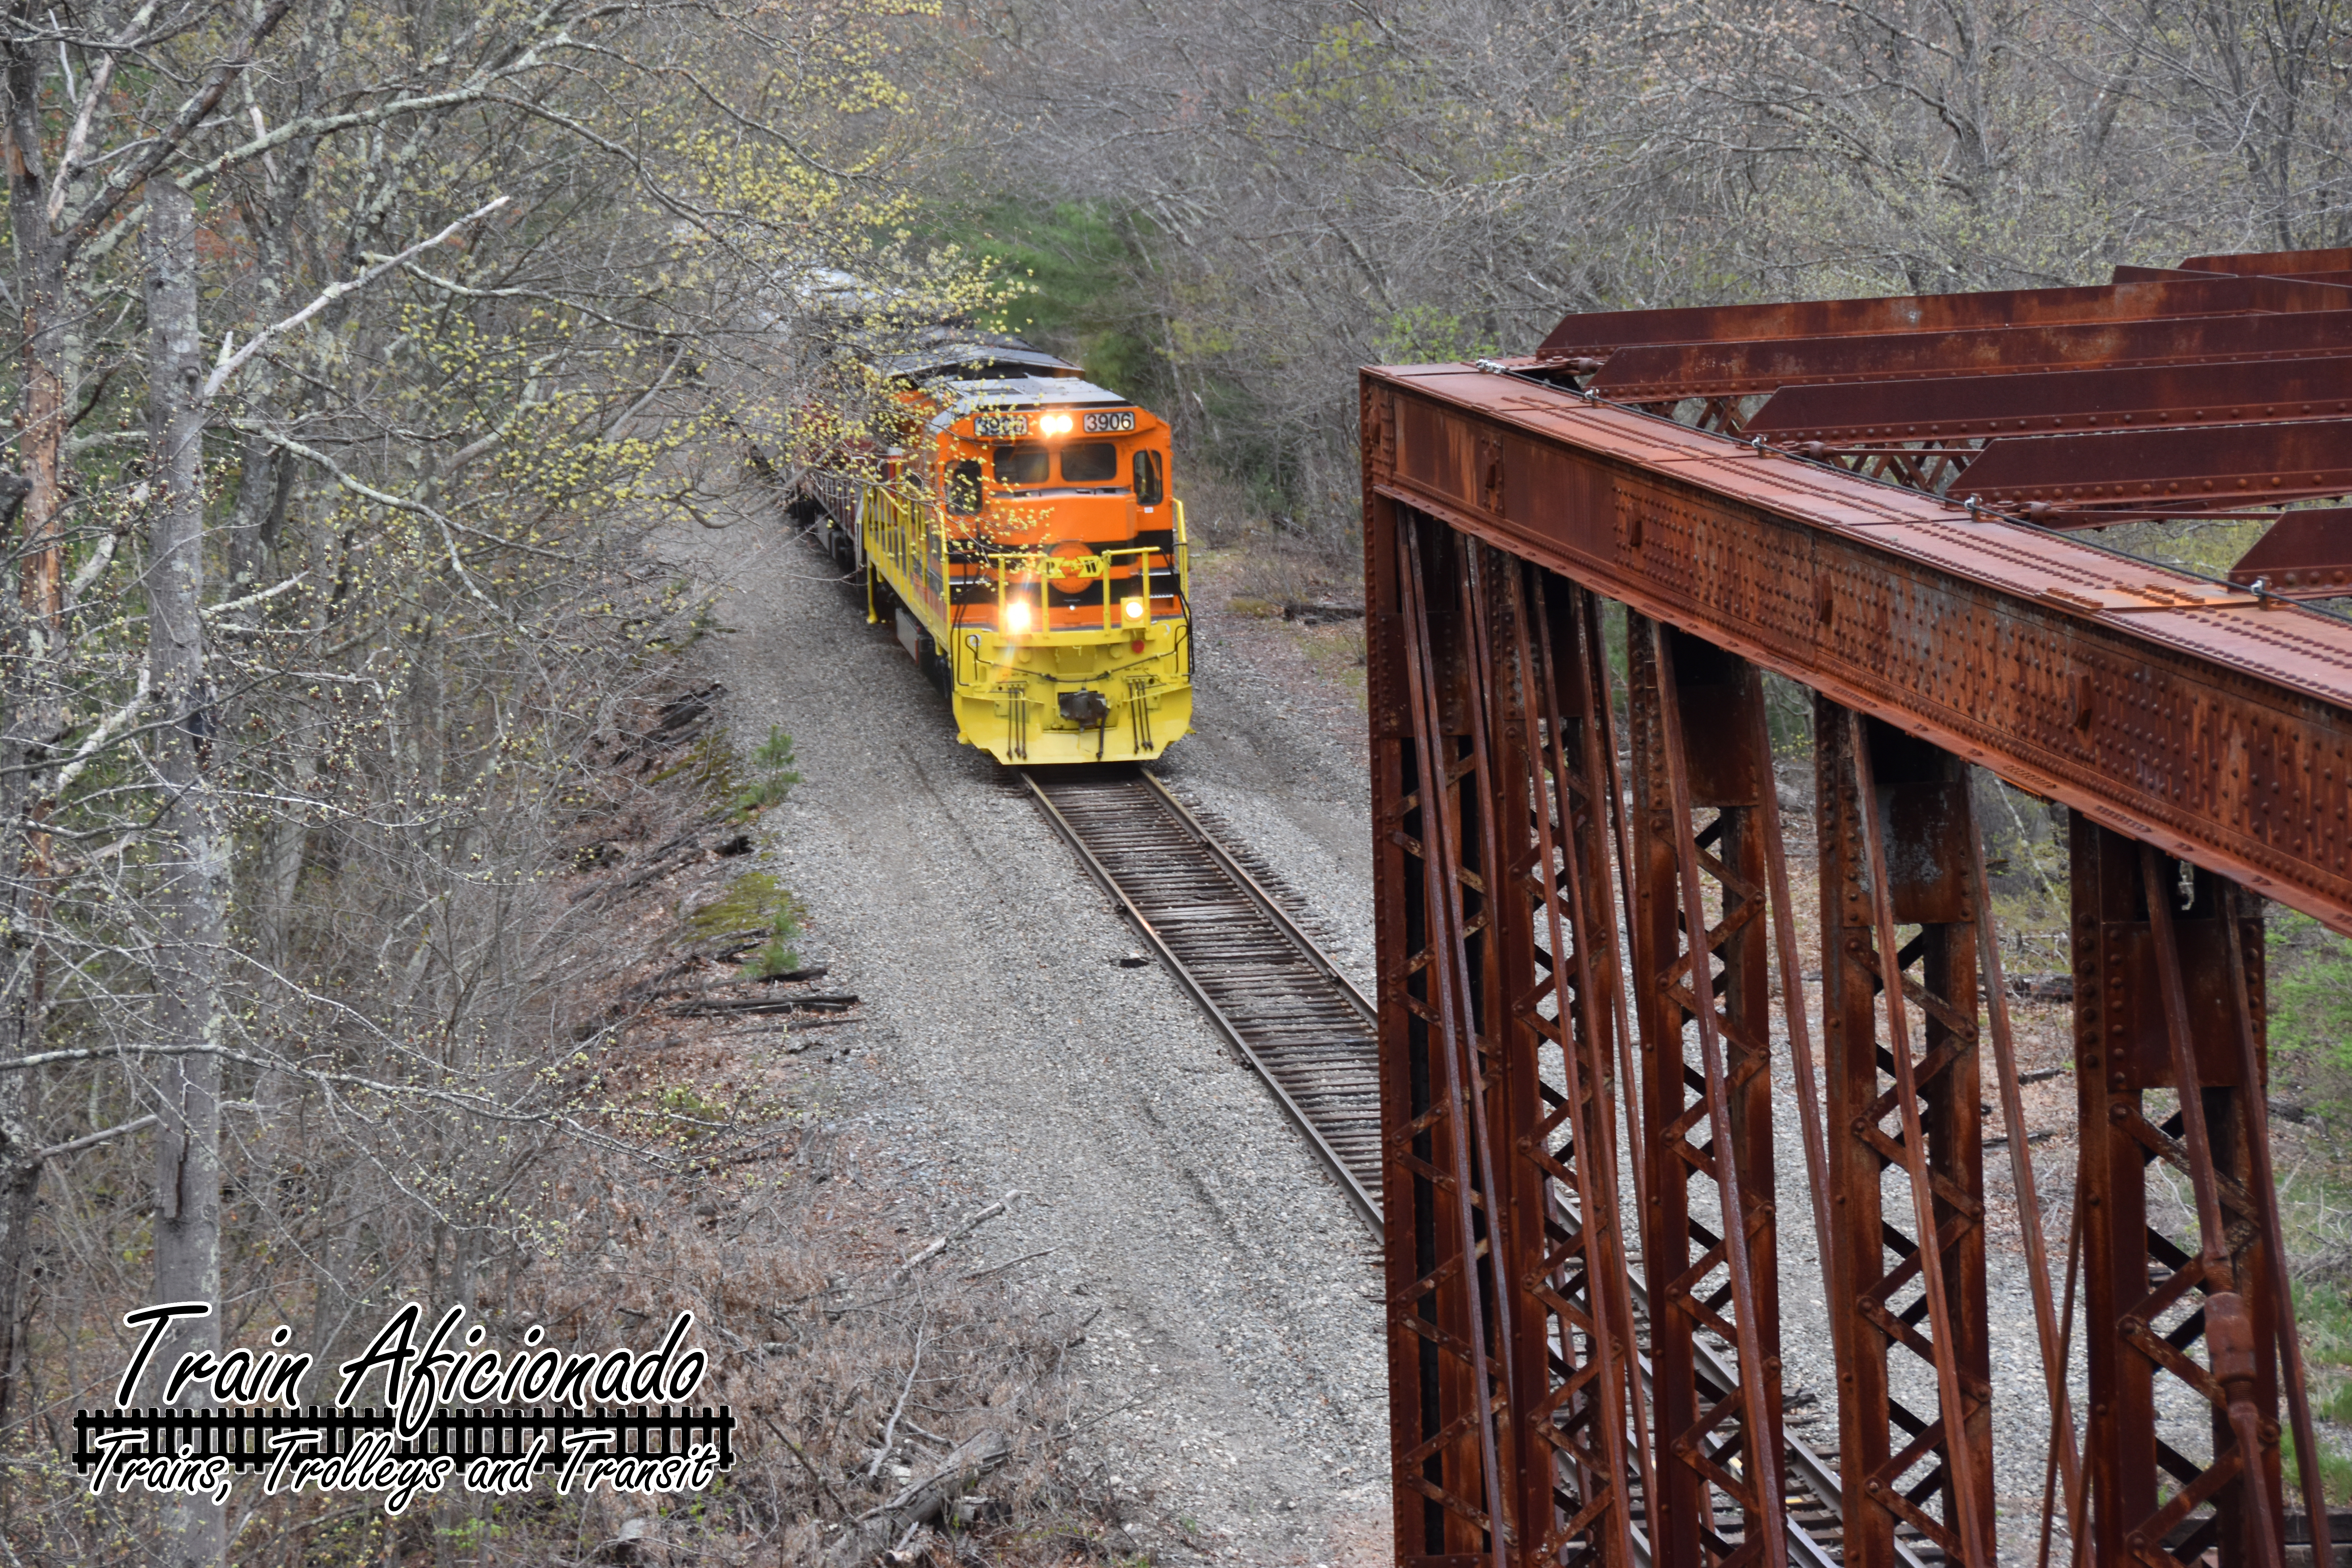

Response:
(1818, 707), (1996, 1568)
(2074, 824), (2290, 1568)
(1626, 620), (1789, 1568)
(1471, 544), (1647, 1568)
(1379, 510), (1517, 1566)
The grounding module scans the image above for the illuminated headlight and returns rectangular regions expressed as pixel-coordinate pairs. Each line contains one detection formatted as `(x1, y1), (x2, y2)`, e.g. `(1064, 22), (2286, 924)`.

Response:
(1040, 412), (1074, 436)
(1006, 599), (1033, 634)
(1122, 597), (1146, 622)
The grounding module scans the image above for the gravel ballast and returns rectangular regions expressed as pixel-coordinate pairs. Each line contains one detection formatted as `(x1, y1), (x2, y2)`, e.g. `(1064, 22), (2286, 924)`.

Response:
(673, 519), (1391, 1564)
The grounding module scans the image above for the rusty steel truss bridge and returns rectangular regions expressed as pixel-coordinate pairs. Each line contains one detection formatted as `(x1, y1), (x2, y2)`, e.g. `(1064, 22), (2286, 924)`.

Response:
(1363, 245), (2352, 1568)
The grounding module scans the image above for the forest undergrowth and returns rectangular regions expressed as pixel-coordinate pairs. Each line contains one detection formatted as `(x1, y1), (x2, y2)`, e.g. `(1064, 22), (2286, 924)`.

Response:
(13, 656), (1129, 1564)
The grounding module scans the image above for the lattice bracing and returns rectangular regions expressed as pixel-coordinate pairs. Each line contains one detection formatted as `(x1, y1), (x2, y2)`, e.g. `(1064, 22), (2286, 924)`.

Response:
(1364, 247), (2352, 1564)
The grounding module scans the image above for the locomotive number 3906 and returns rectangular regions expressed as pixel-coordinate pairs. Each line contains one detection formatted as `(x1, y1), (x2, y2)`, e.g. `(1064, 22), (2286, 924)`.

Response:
(1082, 410), (1138, 433)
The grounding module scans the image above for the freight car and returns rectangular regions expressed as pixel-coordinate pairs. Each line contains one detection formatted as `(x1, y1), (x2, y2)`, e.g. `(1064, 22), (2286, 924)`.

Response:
(793, 330), (1192, 765)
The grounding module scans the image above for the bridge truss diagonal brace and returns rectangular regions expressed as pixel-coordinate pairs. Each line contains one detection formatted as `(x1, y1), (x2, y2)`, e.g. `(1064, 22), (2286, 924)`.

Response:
(1375, 503), (1661, 1568)
(1470, 543), (1648, 1568)
(2073, 823), (2292, 1568)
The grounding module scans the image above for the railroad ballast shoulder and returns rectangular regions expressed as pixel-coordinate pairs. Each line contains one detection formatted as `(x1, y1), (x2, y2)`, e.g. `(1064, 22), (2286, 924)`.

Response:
(794, 333), (1193, 766)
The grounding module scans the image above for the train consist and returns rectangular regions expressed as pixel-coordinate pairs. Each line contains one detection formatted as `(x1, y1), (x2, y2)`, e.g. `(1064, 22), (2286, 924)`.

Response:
(792, 330), (1193, 765)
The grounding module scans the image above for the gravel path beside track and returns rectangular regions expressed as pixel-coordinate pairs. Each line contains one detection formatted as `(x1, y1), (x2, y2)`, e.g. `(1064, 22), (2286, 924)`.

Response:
(672, 518), (1392, 1564)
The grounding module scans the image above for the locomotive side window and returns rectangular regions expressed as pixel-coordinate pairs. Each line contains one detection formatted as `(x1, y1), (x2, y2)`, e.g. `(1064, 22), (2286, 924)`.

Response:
(1134, 449), (1165, 507)
(944, 459), (983, 515)
(994, 445), (1050, 486)
(1061, 441), (1118, 483)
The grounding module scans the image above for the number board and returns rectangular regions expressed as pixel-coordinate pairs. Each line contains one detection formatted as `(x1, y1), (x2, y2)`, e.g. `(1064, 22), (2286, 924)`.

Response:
(973, 414), (1028, 438)
(1083, 410), (1138, 434)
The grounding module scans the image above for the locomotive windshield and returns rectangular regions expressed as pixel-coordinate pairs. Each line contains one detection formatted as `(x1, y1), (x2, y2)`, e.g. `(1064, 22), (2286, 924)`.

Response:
(994, 445), (1049, 486)
(1061, 442), (1118, 483)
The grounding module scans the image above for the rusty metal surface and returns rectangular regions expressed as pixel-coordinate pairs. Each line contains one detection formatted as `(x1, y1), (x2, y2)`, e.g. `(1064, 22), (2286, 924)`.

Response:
(1472, 546), (1646, 1568)
(1744, 357), (2352, 444)
(1366, 250), (2352, 1568)
(1954, 420), (2352, 509)
(1969, 794), (2084, 1540)
(2229, 509), (2352, 597)
(1394, 505), (1517, 1567)
(2072, 824), (2286, 1568)
(1535, 275), (2336, 361)
(1370, 502), (1867, 1568)
(2182, 245), (2352, 274)
(1627, 620), (1790, 1568)
(1584, 310), (2352, 402)
(1818, 707), (1994, 1568)
(1364, 361), (2352, 936)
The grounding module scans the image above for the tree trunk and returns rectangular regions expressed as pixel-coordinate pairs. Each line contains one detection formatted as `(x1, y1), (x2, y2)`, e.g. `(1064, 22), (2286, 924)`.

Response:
(144, 173), (226, 1568)
(0, 26), (68, 1457)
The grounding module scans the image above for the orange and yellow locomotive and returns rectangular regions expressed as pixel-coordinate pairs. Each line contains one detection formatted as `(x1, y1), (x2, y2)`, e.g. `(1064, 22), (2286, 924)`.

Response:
(796, 332), (1192, 765)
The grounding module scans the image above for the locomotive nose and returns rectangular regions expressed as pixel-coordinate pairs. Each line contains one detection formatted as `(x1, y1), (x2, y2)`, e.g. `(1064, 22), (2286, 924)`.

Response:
(1058, 689), (1111, 726)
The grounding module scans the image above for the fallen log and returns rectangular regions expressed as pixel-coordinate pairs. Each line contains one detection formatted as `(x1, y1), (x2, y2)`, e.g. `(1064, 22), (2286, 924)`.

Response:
(826, 1431), (1011, 1565)
(889, 1192), (1024, 1282)
(665, 991), (858, 1018)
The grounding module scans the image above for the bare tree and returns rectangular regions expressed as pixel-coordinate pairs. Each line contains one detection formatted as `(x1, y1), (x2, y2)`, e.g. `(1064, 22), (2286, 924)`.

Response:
(933, 0), (2352, 543)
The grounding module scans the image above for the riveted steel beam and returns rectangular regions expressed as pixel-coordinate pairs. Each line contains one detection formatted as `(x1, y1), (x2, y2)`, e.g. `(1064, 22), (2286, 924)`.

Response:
(1955, 420), (2352, 510)
(1362, 363), (2352, 937)
(2229, 510), (2352, 599)
(1743, 358), (2352, 446)
(2182, 246), (2352, 274)
(1583, 310), (2352, 404)
(1536, 275), (2337, 362)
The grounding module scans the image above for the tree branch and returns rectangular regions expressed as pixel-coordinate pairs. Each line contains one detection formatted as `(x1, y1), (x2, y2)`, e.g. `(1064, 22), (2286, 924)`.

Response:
(202, 198), (510, 400)
(52, 665), (149, 793)
(39, 1114), (157, 1160)
(60, 0), (297, 255)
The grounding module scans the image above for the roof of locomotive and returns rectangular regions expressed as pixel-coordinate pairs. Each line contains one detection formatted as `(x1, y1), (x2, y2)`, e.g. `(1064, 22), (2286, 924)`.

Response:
(882, 328), (1080, 383)
(922, 376), (1139, 431)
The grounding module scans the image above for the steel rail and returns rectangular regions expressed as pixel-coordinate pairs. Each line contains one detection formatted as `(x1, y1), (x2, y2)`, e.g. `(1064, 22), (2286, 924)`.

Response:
(1016, 767), (1384, 1238)
(1135, 769), (1376, 1019)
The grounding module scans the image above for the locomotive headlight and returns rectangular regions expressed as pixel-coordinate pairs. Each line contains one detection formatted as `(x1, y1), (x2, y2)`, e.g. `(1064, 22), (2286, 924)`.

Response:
(1005, 599), (1034, 634)
(1122, 597), (1146, 623)
(1040, 412), (1074, 436)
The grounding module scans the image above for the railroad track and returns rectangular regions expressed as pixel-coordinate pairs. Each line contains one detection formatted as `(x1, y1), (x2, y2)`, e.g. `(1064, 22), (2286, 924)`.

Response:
(1018, 764), (1383, 1236)
(1019, 762), (1889, 1567)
